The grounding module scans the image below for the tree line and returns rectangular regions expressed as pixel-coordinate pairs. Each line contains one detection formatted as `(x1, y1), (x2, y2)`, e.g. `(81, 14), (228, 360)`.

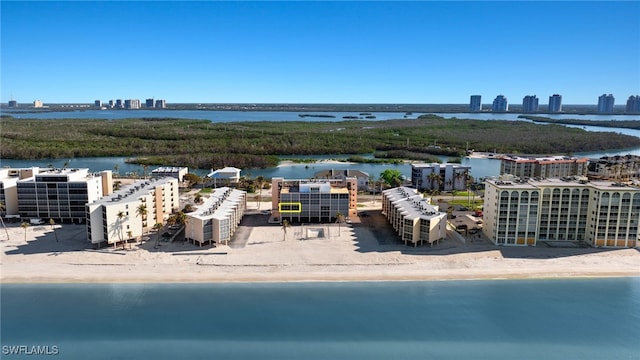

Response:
(2, 115), (639, 169)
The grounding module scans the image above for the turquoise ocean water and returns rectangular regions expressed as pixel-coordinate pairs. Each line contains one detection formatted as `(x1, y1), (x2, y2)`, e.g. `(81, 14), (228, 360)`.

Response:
(2, 278), (639, 359)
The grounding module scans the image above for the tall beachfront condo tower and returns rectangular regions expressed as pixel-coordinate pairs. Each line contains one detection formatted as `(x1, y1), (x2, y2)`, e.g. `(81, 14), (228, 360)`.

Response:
(483, 177), (640, 248)
(626, 95), (640, 113)
(469, 95), (482, 111)
(94, 100), (102, 108)
(522, 95), (539, 113)
(597, 94), (615, 113)
(492, 95), (508, 112)
(548, 94), (563, 112)
(145, 98), (154, 108)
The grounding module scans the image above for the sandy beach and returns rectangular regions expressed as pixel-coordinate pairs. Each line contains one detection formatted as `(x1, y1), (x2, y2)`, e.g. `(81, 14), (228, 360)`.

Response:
(2, 199), (639, 284)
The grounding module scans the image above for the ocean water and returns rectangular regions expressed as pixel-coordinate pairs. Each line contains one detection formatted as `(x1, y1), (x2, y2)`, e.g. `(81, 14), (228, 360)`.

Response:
(2, 279), (639, 359)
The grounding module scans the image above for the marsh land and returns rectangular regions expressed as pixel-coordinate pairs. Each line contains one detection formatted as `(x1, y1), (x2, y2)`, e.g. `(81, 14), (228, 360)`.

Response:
(2, 114), (639, 169)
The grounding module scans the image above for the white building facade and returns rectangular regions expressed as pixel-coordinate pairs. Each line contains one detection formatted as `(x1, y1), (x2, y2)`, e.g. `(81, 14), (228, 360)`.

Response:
(484, 178), (640, 248)
(16, 168), (109, 223)
(411, 163), (470, 192)
(86, 177), (179, 246)
(381, 187), (447, 247)
(185, 187), (246, 246)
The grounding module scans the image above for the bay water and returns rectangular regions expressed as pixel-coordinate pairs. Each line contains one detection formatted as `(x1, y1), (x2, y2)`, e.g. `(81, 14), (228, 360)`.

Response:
(1, 278), (639, 359)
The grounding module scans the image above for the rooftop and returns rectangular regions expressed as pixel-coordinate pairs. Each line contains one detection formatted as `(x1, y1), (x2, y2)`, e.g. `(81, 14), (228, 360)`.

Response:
(91, 177), (176, 205)
(383, 187), (443, 220)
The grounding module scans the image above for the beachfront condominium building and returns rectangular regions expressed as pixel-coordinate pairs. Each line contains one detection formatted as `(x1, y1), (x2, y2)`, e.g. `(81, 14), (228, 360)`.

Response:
(151, 167), (189, 182)
(500, 155), (589, 178)
(381, 187), (447, 247)
(411, 163), (470, 192)
(86, 177), (179, 247)
(8, 100), (17, 107)
(469, 95), (482, 112)
(33, 100), (43, 108)
(314, 169), (370, 191)
(522, 95), (539, 113)
(483, 177), (640, 248)
(626, 95), (640, 113)
(548, 94), (563, 113)
(115, 99), (123, 108)
(16, 168), (111, 223)
(492, 95), (508, 112)
(94, 100), (102, 108)
(185, 187), (246, 246)
(587, 155), (640, 180)
(271, 177), (357, 223)
(145, 98), (155, 108)
(155, 99), (166, 109)
(0, 168), (41, 218)
(597, 94), (615, 113)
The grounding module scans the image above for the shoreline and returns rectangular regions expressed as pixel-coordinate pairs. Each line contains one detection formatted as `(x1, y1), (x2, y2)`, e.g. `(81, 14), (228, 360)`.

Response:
(3, 203), (639, 286)
(3, 271), (639, 285)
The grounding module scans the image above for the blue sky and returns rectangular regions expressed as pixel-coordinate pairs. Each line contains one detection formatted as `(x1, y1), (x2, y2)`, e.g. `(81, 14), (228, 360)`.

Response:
(1, 1), (639, 104)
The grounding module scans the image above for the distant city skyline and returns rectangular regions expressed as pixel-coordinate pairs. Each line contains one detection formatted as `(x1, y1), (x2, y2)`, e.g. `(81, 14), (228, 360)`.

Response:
(1, 1), (638, 104)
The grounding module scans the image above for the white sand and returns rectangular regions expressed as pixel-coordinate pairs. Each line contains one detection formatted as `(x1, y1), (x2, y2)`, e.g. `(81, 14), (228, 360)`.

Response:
(2, 206), (639, 284)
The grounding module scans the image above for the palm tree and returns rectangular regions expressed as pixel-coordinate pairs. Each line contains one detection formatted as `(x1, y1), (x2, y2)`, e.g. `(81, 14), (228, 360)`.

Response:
(0, 201), (9, 240)
(427, 172), (438, 191)
(335, 212), (345, 236)
(255, 176), (265, 210)
(20, 222), (30, 242)
(114, 163), (119, 175)
(194, 193), (203, 204)
(49, 218), (58, 242)
(281, 219), (290, 241)
(142, 164), (149, 179)
(127, 230), (133, 249)
(116, 211), (125, 249)
(136, 204), (148, 242)
(153, 222), (164, 249)
(174, 211), (188, 226)
(454, 171), (466, 190)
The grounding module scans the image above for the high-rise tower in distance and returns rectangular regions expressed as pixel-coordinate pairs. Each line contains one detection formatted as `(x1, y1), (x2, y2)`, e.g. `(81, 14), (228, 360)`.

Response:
(625, 95), (640, 113)
(548, 94), (562, 113)
(469, 95), (482, 111)
(492, 95), (508, 112)
(597, 94), (615, 113)
(522, 95), (539, 113)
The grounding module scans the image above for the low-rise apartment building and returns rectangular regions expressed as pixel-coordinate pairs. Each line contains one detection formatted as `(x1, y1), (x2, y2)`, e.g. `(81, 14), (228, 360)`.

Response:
(185, 187), (246, 246)
(484, 177), (640, 248)
(151, 166), (189, 182)
(587, 155), (640, 180)
(411, 163), (470, 192)
(381, 187), (447, 247)
(86, 177), (179, 247)
(314, 169), (370, 191)
(271, 177), (357, 223)
(500, 155), (588, 178)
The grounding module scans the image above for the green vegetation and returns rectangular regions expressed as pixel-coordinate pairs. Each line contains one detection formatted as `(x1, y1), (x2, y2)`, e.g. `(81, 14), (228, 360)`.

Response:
(518, 115), (640, 129)
(379, 169), (404, 187)
(2, 115), (639, 169)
